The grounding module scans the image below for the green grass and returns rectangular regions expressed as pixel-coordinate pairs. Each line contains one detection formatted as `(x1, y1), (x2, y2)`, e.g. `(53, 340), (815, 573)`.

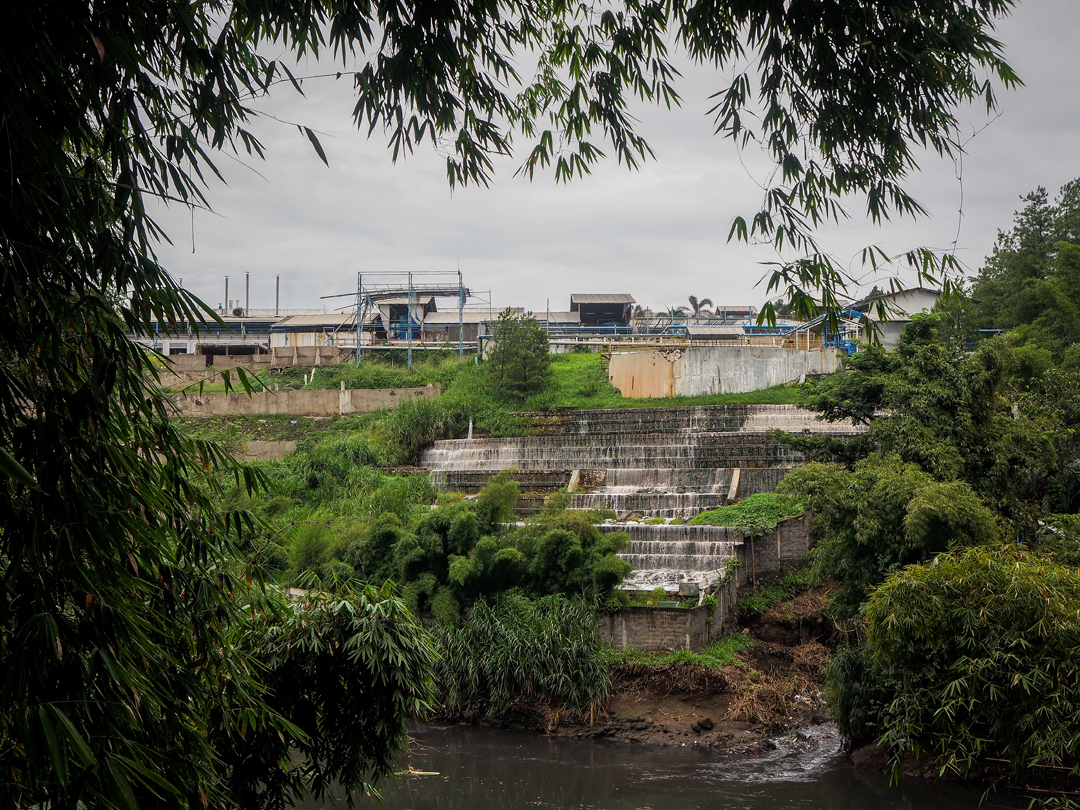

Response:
(171, 353), (807, 453)
(737, 567), (813, 618)
(689, 493), (805, 531)
(610, 634), (754, 669)
(163, 352), (470, 393)
(178, 413), (384, 451)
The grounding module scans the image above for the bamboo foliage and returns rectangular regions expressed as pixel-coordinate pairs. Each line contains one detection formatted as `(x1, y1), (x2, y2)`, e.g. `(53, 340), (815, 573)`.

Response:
(864, 547), (1080, 781)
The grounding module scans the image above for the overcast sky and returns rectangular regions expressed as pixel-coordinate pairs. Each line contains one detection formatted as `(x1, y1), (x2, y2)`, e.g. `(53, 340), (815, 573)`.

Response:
(150, 0), (1080, 316)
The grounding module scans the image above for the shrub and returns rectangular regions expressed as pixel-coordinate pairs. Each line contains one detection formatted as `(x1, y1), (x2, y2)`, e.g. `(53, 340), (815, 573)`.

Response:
(860, 547), (1080, 778)
(779, 455), (999, 617)
(475, 469), (520, 531)
(432, 593), (611, 721)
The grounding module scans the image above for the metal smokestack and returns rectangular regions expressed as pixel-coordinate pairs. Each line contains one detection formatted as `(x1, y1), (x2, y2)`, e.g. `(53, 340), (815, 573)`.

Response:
(245, 272), (250, 314)
(275, 275), (280, 316)
(224, 276), (229, 315)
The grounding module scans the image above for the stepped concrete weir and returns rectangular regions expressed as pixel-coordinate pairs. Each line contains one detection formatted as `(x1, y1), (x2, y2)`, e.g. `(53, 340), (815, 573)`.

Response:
(420, 404), (862, 589)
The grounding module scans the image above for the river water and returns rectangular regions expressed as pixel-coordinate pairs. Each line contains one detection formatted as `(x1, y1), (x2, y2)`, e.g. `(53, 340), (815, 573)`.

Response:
(303, 724), (1023, 810)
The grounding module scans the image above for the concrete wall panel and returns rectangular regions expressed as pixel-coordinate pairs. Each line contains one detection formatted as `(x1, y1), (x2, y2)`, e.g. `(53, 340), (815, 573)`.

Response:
(608, 346), (842, 398)
(172, 384), (440, 417)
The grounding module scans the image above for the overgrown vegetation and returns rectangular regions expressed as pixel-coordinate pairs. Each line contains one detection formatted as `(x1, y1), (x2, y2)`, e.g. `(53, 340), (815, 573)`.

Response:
(610, 635), (753, 669)
(432, 592), (611, 722)
(689, 493), (805, 533)
(736, 568), (814, 618)
(3, 0), (1026, 802)
(783, 188), (1080, 796)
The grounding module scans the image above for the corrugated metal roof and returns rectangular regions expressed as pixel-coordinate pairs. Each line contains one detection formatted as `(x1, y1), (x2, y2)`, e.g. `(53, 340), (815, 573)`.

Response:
(570, 294), (635, 305)
(686, 325), (746, 337)
(375, 295), (436, 307)
(271, 314), (354, 329)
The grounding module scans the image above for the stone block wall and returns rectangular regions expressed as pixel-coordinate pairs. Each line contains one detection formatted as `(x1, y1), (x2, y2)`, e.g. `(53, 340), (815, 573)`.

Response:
(598, 598), (734, 652)
(738, 467), (790, 497)
(734, 512), (812, 585)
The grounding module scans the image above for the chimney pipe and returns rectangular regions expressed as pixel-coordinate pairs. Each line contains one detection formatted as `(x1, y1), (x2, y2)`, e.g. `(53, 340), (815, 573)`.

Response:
(275, 275), (280, 316)
(245, 272), (250, 314)
(224, 276), (229, 315)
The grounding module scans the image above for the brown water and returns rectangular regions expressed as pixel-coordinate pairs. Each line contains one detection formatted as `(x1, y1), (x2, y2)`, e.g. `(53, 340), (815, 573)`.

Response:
(303, 724), (1021, 810)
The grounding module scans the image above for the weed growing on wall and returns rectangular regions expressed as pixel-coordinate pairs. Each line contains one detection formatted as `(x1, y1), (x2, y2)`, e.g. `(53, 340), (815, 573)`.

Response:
(689, 493), (805, 533)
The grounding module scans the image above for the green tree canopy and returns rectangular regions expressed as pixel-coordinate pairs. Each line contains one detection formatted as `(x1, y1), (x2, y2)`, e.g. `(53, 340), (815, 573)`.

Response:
(486, 310), (552, 402)
(864, 547), (1080, 779)
(972, 180), (1080, 332)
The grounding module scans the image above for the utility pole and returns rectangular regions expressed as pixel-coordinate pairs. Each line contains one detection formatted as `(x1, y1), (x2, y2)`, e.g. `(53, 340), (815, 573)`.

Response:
(458, 268), (465, 357)
(360, 276), (369, 371)
(407, 271), (414, 371)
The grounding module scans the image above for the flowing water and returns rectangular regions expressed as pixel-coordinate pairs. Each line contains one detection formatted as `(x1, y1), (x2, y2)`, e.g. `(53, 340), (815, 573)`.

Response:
(301, 724), (1021, 810)
(420, 405), (865, 587)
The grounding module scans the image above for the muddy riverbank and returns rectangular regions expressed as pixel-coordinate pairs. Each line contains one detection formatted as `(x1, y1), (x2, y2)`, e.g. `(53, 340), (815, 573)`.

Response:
(441, 586), (836, 754)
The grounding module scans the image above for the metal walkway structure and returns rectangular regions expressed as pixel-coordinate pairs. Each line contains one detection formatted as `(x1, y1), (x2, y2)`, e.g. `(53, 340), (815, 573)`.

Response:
(322, 271), (472, 369)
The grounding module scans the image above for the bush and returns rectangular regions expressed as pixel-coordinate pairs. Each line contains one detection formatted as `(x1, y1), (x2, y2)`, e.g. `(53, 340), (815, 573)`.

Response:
(375, 396), (468, 464)
(822, 644), (892, 749)
(432, 593), (611, 721)
(475, 469), (520, 531)
(779, 455), (999, 616)
(859, 546), (1080, 778)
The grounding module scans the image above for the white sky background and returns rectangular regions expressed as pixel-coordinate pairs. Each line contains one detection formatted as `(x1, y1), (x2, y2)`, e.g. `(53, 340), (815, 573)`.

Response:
(150, 0), (1080, 316)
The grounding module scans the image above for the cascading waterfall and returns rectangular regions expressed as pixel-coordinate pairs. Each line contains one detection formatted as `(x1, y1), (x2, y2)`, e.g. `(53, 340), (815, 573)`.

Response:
(421, 404), (862, 589)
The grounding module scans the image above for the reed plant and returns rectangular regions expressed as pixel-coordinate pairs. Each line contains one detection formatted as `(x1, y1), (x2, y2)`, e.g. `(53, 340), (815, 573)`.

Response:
(432, 592), (612, 722)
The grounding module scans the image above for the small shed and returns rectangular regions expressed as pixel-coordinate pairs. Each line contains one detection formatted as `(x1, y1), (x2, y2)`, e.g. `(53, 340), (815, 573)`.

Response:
(685, 325), (747, 341)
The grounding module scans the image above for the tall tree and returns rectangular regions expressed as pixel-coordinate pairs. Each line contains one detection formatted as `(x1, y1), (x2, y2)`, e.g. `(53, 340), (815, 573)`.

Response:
(486, 310), (552, 401)
(0, 0), (1022, 805)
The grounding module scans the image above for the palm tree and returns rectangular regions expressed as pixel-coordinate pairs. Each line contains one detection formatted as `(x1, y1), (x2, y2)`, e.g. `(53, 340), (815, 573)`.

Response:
(688, 295), (713, 324)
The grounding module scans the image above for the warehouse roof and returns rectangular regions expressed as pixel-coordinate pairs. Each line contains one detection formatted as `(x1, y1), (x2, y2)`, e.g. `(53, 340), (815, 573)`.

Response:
(686, 325), (747, 337)
(270, 314), (354, 330)
(569, 293), (635, 308)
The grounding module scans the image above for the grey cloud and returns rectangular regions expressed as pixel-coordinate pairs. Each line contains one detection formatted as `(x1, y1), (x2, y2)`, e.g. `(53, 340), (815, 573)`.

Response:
(151, 0), (1080, 314)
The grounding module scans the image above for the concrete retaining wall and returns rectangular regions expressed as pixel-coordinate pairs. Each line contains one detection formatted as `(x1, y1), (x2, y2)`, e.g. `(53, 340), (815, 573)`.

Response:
(598, 603), (730, 651)
(172, 384), (440, 417)
(269, 346), (354, 368)
(608, 346), (842, 397)
(738, 468), (791, 498)
(734, 512), (812, 585)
